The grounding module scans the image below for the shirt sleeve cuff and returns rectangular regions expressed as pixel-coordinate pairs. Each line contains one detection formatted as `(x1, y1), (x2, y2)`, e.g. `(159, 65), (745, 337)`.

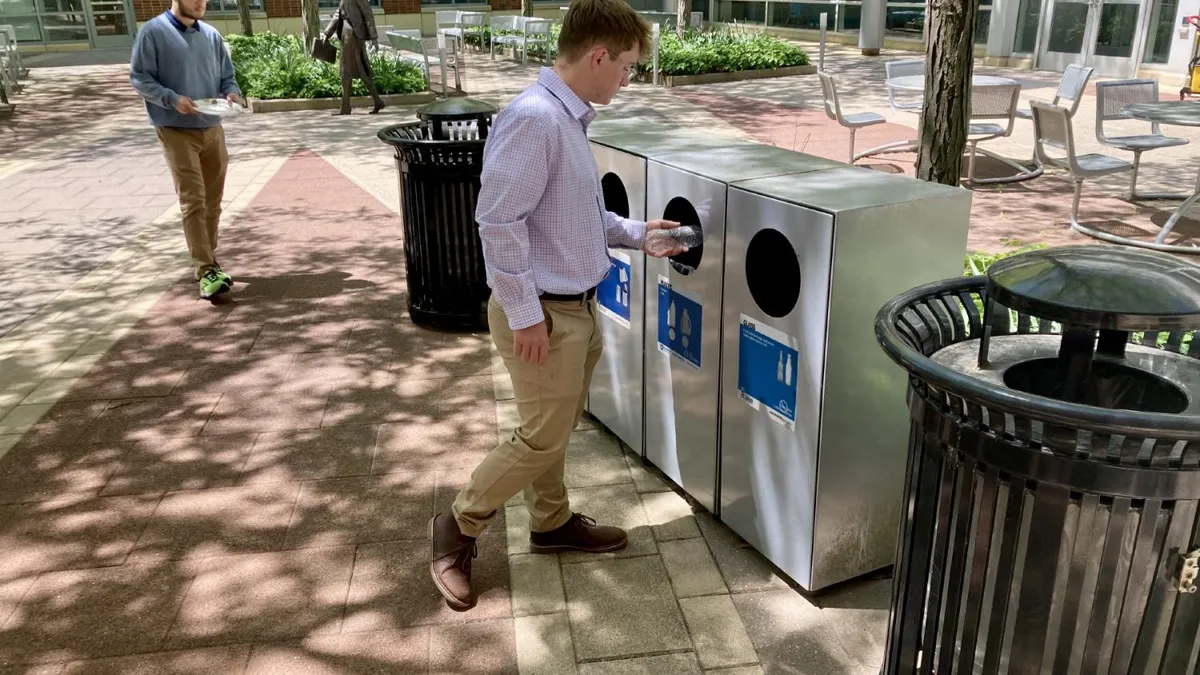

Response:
(505, 298), (546, 331)
(623, 220), (648, 249)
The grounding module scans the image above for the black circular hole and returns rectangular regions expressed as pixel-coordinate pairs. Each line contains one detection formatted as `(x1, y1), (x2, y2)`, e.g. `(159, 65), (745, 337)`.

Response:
(1004, 358), (1188, 414)
(663, 196), (702, 276)
(601, 173), (630, 218)
(745, 229), (801, 318)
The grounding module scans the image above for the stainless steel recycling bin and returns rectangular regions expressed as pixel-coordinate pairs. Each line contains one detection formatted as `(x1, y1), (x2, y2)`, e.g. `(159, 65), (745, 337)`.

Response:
(586, 121), (747, 457)
(644, 144), (843, 512)
(718, 166), (971, 592)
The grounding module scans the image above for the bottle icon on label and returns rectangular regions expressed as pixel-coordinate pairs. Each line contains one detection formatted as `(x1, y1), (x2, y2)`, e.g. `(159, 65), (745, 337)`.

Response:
(680, 308), (692, 349)
(777, 352), (784, 383)
(668, 300), (677, 341)
(619, 268), (629, 307)
(784, 354), (792, 386)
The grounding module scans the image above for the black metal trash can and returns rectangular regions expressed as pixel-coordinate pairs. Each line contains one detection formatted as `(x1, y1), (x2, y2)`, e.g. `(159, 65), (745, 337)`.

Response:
(874, 245), (1200, 675)
(378, 97), (498, 330)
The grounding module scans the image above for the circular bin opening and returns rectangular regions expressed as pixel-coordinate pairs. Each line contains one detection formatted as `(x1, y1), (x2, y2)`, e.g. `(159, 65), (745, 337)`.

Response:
(601, 173), (630, 218)
(663, 197), (703, 276)
(745, 228), (801, 318)
(1003, 358), (1188, 414)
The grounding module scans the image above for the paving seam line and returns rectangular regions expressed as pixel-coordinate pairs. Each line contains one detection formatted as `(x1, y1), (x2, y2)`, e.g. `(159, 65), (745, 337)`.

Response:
(0, 146), (289, 461)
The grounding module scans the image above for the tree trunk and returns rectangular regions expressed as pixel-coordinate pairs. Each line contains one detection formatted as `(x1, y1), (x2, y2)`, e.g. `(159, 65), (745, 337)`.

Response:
(237, 0), (253, 36)
(676, 0), (691, 37)
(522, 0), (534, 17)
(302, 0), (321, 56)
(915, 0), (979, 186)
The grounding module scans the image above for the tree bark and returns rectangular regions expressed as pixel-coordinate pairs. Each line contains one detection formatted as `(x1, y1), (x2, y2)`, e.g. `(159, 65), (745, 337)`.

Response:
(302, 0), (321, 56)
(915, 0), (980, 186)
(237, 0), (253, 36)
(676, 0), (691, 37)
(522, 0), (534, 17)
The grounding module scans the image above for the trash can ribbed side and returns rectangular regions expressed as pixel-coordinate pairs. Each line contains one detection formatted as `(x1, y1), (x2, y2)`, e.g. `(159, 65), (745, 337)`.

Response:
(379, 103), (496, 331)
(876, 274), (1200, 675)
(394, 141), (489, 330)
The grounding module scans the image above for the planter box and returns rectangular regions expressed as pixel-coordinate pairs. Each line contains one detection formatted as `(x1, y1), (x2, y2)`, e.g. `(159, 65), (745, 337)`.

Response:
(248, 91), (436, 113)
(648, 64), (816, 87)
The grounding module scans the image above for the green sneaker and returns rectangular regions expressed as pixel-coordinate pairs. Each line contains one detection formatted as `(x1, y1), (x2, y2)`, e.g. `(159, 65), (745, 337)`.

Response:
(194, 260), (232, 284)
(199, 269), (231, 299)
(212, 261), (233, 285)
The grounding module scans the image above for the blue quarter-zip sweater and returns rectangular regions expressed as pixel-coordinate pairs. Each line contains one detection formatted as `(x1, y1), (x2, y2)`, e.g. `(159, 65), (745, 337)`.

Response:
(129, 12), (241, 129)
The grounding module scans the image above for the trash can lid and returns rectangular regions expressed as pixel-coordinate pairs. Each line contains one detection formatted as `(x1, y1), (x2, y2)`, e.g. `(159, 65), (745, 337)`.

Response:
(417, 97), (498, 121)
(986, 245), (1200, 332)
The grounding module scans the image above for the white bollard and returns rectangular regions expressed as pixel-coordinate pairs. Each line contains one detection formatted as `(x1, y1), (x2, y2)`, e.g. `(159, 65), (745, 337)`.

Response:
(652, 22), (660, 87)
(819, 12), (827, 72)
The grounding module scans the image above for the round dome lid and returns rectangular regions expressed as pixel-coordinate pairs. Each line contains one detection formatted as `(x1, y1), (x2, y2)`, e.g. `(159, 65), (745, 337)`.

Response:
(417, 97), (498, 120)
(986, 245), (1200, 331)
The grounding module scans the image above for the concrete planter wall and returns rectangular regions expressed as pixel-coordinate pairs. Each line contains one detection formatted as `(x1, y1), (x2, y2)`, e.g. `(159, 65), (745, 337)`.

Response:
(645, 64), (816, 87)
(248, 91), (436, 113)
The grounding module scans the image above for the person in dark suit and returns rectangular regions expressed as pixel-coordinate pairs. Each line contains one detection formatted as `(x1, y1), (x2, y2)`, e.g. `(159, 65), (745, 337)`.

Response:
(324, 0), (385, 115)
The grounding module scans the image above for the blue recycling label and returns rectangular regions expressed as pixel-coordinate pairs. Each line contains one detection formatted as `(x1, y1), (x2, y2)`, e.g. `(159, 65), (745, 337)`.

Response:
(737, 315), (799, 430)
(656, 275), (702, 370)
(596, 252), (633, 329)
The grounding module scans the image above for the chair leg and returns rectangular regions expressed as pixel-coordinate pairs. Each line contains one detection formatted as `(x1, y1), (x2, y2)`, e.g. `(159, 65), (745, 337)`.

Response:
(848, 128), (856, 165)
(966, 142), (979, 185)
(1070, 178), (1084, 228)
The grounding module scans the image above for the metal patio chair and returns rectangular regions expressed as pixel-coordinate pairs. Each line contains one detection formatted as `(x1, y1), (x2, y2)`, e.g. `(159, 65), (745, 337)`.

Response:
(1096, 79), (1191, 200)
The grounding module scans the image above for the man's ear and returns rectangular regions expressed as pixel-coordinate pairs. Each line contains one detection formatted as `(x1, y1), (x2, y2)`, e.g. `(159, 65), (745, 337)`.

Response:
(588, 45), (608, 68)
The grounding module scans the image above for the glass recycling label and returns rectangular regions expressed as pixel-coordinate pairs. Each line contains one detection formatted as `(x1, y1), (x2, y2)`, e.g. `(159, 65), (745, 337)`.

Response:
(596, 251), (633, 329)
(737, 314), (799, 430)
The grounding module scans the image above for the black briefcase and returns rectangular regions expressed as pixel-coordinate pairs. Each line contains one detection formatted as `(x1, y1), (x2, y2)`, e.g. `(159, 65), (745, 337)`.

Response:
(312, 37), (337, 64)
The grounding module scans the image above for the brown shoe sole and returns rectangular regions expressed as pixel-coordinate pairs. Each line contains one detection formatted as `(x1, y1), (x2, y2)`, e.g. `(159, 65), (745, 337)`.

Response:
(528, 537), (629, 555)
(428, 515), (476, 612)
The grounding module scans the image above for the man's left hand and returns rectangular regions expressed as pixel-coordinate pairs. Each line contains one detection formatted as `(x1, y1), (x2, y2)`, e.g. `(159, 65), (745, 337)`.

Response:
(226, 92), (243, 107)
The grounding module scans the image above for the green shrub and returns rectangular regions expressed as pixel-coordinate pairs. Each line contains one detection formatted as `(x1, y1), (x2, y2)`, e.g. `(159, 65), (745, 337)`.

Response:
(963, 239), (1048, 276)
(647, 27), (809, 76)
(226, 32), (426, 100)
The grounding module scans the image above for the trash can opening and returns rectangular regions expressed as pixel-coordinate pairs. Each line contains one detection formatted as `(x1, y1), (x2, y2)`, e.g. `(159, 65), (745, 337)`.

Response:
(601, 173), (630, 218)
(663, 196), (703, 276)
(1003, 357), (1189, 414)
(745, 228), (801, 318)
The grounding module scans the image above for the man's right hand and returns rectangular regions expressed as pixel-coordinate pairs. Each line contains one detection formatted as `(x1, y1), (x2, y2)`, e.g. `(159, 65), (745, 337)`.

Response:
(175, 96), (199, 115)
(513, 321), (550, 366)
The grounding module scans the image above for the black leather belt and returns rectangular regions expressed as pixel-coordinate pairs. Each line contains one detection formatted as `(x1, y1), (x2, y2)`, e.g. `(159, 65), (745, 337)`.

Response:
(541, 288), (596, 303)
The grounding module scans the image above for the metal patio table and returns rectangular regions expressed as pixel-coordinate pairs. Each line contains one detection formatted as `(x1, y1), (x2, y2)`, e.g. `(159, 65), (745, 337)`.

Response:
(1122, 101), (1200, 254)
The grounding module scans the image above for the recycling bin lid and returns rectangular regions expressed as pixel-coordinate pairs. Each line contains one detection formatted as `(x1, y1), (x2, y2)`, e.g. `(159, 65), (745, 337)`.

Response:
(652, 143), (845, 184)
(417, 97), (498, 122)
(589, 124), (742, 158)
(986, 245), (1200, 332)
(732, 166), (966, 214)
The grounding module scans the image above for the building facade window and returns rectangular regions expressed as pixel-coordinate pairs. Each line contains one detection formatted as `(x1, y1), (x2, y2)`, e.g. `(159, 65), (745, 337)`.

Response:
(205, 0), (263, 12)
(1012, 0), (1040, 53)
(0, 0), (99, 42)
(1143, 0), (1180, 63)
(764, 1), (862, 32)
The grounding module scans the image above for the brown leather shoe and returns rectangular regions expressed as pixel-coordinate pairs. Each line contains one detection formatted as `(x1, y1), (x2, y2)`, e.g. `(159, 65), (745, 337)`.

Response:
(429, 513), (476, 610)
(529, 513), (628, 554)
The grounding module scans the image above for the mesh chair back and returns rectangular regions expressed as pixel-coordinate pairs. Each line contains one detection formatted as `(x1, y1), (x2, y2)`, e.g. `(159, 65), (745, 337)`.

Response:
(1096, 79), (1157, 120)
(884, 59), (924, 80)
(970, 84), (1020, 120)
(1056, 64), (1093, 115)
(1031, 100), (1075, 168)
(817, 72), (842, 123)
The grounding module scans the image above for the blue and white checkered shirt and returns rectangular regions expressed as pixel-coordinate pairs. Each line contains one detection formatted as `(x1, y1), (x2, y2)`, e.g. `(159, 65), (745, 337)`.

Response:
(476, 68), (648, 331)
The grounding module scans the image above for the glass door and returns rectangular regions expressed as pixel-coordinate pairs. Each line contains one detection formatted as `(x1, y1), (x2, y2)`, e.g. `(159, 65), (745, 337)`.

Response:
(84, 0), (133, 47)
(1038, 0), (1148, 77)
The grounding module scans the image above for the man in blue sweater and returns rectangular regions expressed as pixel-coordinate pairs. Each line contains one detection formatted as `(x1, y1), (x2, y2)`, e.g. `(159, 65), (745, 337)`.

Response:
(130, 0), (242, 300)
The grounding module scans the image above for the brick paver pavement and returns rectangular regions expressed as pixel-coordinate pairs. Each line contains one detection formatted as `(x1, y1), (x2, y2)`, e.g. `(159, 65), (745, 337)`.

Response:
(12, 41), (1200, 674)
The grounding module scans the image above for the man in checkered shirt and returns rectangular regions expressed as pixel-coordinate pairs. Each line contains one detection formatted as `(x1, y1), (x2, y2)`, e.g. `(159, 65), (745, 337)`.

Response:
(430, 0), (685, 611)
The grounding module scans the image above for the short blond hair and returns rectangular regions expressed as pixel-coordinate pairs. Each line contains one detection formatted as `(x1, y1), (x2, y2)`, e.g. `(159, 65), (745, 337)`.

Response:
(557, 0), (651, 63)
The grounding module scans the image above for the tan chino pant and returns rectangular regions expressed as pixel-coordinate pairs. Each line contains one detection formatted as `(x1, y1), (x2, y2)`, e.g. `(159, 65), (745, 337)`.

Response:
(452, 295), (603, 537)
(156, 125), (229, 277)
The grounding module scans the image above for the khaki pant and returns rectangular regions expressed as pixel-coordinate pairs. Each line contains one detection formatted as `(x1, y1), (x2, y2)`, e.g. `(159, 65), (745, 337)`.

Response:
(156, 125), (229, 277)
(452, 295), (603, 538)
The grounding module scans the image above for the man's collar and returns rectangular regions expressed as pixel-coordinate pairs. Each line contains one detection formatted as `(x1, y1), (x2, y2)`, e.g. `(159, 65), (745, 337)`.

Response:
(164, 10), (199, 32)
(537, 67), (596, 126)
